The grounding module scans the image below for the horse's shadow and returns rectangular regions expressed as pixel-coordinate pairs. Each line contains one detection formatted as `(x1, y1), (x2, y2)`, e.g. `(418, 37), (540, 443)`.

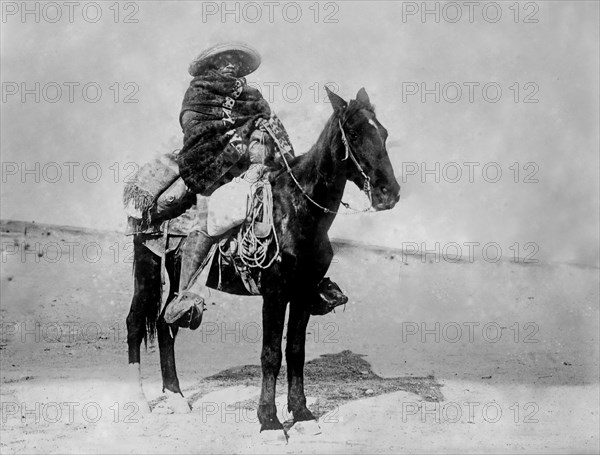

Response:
(160, 350), (444, 422)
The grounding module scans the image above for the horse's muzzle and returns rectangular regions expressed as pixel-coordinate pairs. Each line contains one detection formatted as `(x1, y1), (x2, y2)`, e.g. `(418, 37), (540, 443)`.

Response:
(373, 183), (400, 211)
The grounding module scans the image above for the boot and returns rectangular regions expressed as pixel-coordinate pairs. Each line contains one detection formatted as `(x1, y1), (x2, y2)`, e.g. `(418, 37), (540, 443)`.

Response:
(164, 230), (215, 328)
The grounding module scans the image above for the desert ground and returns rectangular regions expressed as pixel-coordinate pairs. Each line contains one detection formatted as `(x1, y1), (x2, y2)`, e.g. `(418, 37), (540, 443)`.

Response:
(0, 219), (598, 454)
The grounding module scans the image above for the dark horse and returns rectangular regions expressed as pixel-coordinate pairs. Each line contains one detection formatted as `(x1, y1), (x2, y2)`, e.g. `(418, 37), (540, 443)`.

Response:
(126, 87), (400, 438)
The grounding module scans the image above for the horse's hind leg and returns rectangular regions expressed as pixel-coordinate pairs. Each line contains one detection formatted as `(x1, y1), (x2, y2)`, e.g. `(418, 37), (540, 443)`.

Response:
(157, 319), (181, 394)
(126, 239), (161, 412)
(153, 318), (190, 413)
(154, 248), (191, 413)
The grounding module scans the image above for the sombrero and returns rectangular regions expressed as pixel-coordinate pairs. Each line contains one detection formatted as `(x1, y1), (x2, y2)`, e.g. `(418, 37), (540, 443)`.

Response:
(188, 42), (261, 77)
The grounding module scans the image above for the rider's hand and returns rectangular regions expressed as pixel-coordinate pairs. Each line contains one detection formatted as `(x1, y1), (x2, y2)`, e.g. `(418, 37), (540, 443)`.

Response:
(249, 129), (267, 164)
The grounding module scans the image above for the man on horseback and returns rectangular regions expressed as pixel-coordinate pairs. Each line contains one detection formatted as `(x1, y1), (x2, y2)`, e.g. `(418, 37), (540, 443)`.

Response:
(155, 42), (348, 327)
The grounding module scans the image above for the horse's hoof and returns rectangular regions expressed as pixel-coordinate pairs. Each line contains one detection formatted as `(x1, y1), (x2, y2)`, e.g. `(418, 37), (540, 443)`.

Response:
(125, 387), (150, 414)
(135, 398), (151, 415)
(257, 429), (288, 445)
(125, 364), (151, 414)
(289, 419), (322, 436)
(153, 391), (191, 414)
(166, 390), (192, 413)
(152, 402), (174, 415)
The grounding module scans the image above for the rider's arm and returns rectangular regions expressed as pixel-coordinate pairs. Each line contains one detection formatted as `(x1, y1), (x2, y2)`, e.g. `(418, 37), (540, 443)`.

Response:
(251, 118), (295, 168)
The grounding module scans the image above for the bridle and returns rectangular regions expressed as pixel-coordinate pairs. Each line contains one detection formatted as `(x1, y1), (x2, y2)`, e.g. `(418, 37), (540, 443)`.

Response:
(338, 119), (373, 205)
(262, 114), (374, 215)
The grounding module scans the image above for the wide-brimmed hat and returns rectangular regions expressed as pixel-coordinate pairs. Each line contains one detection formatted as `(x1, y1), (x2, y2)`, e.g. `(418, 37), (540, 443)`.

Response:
(188, 42), (261, 77)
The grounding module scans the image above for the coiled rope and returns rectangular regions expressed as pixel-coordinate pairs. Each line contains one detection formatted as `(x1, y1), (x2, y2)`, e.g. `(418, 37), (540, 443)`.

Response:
(237, 179), (280, 269)
(219, 128), (280, 271)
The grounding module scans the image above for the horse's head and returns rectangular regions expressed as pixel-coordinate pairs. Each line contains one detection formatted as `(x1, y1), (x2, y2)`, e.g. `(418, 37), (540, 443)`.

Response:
(326, 86), (400, 211)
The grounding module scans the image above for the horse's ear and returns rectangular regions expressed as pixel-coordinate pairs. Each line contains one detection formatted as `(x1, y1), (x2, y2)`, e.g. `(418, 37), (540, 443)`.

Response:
(325, 85), (347, 112)
(356, 87), (371, 107)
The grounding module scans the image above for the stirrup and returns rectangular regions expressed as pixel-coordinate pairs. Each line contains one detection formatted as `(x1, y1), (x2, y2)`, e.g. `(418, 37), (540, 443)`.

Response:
(164, 291), (205, 330)
(309, 278), (349, 316)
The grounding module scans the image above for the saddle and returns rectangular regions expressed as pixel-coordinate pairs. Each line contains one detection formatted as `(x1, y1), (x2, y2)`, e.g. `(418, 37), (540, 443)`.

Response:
(136, 167), (277, 304)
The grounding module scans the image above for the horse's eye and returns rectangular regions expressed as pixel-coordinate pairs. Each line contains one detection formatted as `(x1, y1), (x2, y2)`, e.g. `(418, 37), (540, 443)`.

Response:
(349, 131), (359, 141)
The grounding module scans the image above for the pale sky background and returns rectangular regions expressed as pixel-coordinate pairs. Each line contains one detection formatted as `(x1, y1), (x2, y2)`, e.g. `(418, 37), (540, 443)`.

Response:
(1, 1), (599, 266)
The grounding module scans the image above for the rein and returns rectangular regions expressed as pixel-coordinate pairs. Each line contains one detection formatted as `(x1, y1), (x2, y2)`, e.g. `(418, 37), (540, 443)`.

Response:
(262, 117), (373, 215)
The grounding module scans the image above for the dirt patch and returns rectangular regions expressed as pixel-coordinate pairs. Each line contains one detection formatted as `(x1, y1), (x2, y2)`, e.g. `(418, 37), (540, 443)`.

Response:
(184, 350), (443, 421)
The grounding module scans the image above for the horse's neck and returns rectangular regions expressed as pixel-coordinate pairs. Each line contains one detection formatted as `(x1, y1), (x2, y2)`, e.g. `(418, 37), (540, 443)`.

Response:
(294, 116), (347, 216)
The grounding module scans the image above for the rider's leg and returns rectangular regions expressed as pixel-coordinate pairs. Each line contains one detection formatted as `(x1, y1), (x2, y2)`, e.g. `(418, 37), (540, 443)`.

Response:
(164, 158), (265, 327)
(163, 225), (215, 325)
(164, 124), (269, 327)
(179, 228), (213, 291)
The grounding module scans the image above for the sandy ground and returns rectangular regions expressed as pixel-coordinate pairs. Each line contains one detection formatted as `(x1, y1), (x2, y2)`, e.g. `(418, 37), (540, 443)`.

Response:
(1, 220), (598, 454)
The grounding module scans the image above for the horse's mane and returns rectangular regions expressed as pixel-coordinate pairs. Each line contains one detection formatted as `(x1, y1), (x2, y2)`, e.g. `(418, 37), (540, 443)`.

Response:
(269, 97), (375, 183)
(293, 97), (374, 165)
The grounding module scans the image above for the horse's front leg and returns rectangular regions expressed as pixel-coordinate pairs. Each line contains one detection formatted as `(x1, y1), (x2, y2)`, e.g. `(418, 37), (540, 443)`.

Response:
(286, 301), (312, 420)
(258, 293), (287, 433)
(286, 300), (321, 435)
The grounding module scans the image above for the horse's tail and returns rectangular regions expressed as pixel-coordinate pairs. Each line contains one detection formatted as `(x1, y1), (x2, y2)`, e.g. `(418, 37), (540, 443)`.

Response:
(144, 284), (160, 345)
(131, 239), (161, 344)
